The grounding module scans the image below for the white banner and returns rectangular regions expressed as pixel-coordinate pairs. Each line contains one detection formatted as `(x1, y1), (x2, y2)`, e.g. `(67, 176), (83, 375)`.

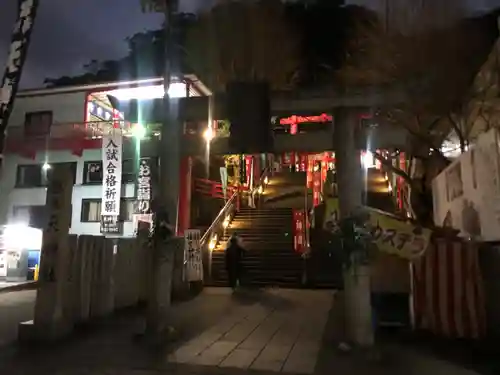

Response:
(101, 129), (123, 217)
(185, 229), (203, 282)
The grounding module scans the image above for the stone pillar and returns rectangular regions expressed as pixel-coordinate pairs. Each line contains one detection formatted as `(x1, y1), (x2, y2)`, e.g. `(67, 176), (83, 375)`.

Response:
(334, 107), (374, 347)
(159, 84), (182, 230)
(19, 164), (73, 342)
(177, 156), (192, 236)
(145, 237), (177, 340)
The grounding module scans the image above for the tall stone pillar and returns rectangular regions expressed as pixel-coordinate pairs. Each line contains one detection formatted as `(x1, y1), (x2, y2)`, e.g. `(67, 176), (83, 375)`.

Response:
(19, 164), (74, 342)
(334, 107), (374, 347)
(177, 156), (192, 236)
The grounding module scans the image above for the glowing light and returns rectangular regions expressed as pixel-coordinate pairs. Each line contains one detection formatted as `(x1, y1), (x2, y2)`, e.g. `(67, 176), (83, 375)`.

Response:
(264, 176), (269, 185)
(42, 162), (51, 171)
(107, 83), (187, 101)
(361, 151), (375, 169)
(203, 127), (214, 142)
(132, 123), (146, 140)
(223, 215), (231, 228)
(388, 183), (393, 192)
(3, 225), (43, 250)
(208, 234), (218, 251)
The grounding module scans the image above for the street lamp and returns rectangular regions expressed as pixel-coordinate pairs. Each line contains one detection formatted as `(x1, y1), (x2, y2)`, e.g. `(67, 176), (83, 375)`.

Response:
(203, 127), (214, 142)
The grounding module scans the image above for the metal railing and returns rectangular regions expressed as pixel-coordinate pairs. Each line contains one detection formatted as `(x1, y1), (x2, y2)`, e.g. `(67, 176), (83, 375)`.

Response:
(200, 190), (239, 281)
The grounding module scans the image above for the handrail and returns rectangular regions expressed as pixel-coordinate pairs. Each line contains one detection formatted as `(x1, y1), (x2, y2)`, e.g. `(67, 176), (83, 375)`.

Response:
(200, 189), (238, 246)
(257, 166), (270, 187)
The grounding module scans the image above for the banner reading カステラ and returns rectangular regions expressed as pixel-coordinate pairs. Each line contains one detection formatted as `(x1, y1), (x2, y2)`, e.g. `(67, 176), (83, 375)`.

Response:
(322, 198), (431, 260)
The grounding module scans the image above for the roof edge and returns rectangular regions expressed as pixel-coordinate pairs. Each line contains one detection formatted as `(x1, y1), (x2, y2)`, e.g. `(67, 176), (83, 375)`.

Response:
(17, 74), (212, 97)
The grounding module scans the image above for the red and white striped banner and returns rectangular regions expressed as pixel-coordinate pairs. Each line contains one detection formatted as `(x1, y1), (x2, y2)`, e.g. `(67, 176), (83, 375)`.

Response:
(412, 239), (486, 339)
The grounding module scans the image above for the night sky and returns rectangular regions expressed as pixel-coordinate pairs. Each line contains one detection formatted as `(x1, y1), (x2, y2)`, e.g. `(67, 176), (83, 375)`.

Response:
(0, 0), (497, 89)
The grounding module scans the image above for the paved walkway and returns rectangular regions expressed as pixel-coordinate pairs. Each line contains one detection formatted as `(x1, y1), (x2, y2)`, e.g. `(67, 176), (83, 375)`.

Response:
(168, 289), (332, 373)
(0, 290), (35, 346)
(0, 287), (490, 375)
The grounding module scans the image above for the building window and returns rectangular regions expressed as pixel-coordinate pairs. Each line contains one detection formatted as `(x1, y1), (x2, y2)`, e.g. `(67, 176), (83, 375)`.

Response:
(16, 165), (49, 187)
(81, 199), (135, 222)
(83, 161), (103, 184)
(24, 111), (53, 137)
(82, 160), (136, 184)
(120, 199), (135, 222)
(122, 159), (136, 183)
(12, 205), (47, 229)
(15, 163), (76, 188)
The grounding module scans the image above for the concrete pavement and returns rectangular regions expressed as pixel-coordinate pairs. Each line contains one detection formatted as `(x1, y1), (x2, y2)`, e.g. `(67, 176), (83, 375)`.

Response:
(168, 289), (332, 373)
(0, 290), (35, 346)
(0, 287), (491, 375)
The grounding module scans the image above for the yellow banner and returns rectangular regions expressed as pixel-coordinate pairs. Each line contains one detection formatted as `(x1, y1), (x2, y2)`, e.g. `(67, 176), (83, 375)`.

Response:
(322, 199), (431, 260)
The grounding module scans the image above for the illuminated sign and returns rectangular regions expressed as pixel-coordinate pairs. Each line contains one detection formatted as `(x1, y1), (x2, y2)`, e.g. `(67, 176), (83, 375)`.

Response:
(279, 113), (333, 126)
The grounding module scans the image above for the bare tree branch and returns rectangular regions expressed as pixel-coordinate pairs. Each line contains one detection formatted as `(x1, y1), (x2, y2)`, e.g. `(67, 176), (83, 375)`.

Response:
(373, 152), (414, 186)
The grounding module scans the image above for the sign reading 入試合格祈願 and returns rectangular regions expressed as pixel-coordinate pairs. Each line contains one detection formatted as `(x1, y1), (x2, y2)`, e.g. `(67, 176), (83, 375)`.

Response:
(101, 129), (122, 234)
(322, 198), (431, 260)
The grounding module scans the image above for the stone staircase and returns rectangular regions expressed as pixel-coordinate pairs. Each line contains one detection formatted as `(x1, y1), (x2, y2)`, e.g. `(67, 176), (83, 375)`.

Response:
(208, 207), (304, 288)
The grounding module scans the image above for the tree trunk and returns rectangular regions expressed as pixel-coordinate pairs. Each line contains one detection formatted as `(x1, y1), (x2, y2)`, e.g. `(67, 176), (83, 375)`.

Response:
(0, 0), (40, 166)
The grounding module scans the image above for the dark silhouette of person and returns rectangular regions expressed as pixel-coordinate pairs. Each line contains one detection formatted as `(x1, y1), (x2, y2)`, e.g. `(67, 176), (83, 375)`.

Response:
(225, 233), (245, 289)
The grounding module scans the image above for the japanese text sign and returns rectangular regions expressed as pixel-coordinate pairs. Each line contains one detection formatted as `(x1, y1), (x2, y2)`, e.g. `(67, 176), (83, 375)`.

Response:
(101, 130), (122, 216)
(136, 158), (152, 214)
(293, 209), (306, 253)
(322, 198), (431, 260)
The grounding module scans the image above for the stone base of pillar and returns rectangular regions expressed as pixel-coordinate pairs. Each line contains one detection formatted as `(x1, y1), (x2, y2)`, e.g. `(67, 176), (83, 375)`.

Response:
(144, 238), (176, 341)
(18, 318), (72, 344)
(343, 265), (374, 347)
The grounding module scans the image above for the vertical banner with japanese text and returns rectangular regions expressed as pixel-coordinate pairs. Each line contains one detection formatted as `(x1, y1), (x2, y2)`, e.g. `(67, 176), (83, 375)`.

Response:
(185, 229), (203, 282)
(293, 210), (306, 253)
(134, 157), (153, 230)
(101, 129), (123, 234)
(312, 168), (322, 207)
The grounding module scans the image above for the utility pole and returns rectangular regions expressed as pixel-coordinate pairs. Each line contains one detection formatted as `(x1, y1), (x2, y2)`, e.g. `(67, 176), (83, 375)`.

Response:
(334, 107), (374, 347)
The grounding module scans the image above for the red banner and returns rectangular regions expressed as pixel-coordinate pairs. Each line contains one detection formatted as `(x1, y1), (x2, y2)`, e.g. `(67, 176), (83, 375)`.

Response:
(299, 153), (308, 172)
(306, 157), (313, 188)
(282, 152), (290, 166)
(293, 209), (306, 253)
(245, 155), (252, 186)
(313, 170), (322, 206)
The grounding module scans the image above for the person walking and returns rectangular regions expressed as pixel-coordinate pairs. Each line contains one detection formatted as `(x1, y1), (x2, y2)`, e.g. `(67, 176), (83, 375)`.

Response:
(225, 232), (245, 290)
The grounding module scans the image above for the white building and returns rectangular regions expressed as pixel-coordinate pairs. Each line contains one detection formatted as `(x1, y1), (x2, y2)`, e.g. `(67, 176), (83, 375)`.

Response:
(0, 76), (209, 237)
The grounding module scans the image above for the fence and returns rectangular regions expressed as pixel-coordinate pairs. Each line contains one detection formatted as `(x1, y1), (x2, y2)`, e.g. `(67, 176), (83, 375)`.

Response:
(412, 237), (486, 339)
(64, 235), (148, 324)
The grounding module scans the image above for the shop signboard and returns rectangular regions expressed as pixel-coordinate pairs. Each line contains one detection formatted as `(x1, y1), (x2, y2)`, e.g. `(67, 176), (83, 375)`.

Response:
(323, 198), (431, 260)
(101, 129), (122, 234)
